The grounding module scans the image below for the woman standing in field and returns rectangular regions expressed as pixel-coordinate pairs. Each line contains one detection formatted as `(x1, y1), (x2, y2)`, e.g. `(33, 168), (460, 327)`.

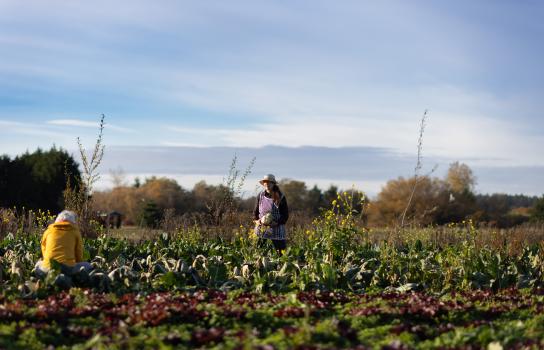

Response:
(254, 174), (289, 254)
(35, 210), (92, 275)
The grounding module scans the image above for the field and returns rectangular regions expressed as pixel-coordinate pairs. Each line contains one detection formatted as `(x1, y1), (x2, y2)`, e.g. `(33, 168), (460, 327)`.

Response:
(1, 204), (544, 349)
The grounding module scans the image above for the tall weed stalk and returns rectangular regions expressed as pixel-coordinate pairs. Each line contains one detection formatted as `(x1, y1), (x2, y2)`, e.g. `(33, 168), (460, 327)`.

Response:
(64, 114), (106, 237)
(207, 154), (256, 227)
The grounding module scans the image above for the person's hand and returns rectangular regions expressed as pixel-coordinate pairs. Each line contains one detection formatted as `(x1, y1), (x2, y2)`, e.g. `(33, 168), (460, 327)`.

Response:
(254, 219), (260, 226)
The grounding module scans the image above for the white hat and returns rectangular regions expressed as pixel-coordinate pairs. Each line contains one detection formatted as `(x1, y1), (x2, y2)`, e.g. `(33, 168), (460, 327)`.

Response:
(259, 174), (277, 185)
(55, 210), (78, 224)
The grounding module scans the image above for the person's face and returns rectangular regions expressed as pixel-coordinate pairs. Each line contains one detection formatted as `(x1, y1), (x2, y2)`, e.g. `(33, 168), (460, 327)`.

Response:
(263, 181), (274, 193)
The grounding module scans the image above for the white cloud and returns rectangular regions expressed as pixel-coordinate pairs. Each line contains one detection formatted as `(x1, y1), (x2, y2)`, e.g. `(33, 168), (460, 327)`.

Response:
(160, 141), (211, 148)
(162, 107), (543, 166)
(47, 119), (135, 133)
(0, 120), (65, 138)
(47, 119), (99, 128)
(165, 126), (235, 136)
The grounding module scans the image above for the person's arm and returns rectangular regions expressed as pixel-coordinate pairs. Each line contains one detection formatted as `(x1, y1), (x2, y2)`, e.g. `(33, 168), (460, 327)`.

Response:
(41, 229), (48, 258)
(253, 193), (261, 220)
(277, 195), (289, 225)
(75, 229), (84, 263)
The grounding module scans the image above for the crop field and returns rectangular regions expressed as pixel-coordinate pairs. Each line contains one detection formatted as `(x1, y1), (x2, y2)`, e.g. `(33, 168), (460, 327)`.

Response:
(1, 204), (544, 349)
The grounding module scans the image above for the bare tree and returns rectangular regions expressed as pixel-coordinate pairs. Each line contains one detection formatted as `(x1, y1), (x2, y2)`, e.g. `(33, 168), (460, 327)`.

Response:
(109, 166), (127, 188)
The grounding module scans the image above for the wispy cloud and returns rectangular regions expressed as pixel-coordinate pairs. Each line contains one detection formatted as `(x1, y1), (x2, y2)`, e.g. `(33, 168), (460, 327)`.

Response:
(166, 126), (236, 136)
(47, 119), (135, 133)
(0, 120), (65, 138)
(160, 141), (211, 148)
(163, 106), (544, 167)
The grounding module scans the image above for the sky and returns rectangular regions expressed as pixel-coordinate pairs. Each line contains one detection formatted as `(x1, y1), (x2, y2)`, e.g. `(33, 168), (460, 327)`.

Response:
(0, 1), (543, 197)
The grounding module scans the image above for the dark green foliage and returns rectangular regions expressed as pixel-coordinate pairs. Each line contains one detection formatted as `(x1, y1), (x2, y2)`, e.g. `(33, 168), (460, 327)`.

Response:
(0, 147), (80, 212)
(323, 185), (339, 207)
(436, 189), (477, 225)
(0, 155), (10, 200)
(140, 200), (162, 228)
(476, 193), (539, 227)
(476, 193), (539, 217)
(279, 179), (308, 211)
(306, 185), (325, 215)
(531, 195), (544, 222)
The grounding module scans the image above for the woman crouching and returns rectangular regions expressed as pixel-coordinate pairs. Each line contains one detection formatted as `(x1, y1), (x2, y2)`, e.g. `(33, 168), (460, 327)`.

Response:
(35, 210), (92, 276)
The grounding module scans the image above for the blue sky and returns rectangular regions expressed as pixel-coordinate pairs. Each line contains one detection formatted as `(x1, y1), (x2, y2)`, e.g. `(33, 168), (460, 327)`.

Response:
(0, 1), (543, 195)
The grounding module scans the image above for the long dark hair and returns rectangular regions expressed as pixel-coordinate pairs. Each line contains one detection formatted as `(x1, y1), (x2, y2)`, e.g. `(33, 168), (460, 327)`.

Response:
(272, 184), (282, 205)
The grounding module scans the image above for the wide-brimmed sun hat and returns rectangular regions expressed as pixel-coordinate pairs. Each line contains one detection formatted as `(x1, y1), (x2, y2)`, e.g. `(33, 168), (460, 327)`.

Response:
(259, 174), (277, 185)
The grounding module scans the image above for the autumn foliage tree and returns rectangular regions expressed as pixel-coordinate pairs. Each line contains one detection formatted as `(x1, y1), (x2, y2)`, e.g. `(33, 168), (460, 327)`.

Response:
(92, 177), (191, 225)
(368, 176), (448, 227)
(367, 162), (479, 227)
(90, 162), (536, 229)
(437, 161), (478, 223)
(446, 161), (476, 193)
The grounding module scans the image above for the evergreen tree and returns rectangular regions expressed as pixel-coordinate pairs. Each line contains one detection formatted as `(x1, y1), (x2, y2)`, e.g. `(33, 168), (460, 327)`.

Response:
(0, 147), (80, 212)
(140, 200), (162, 228)
(531, 195), (544, 222)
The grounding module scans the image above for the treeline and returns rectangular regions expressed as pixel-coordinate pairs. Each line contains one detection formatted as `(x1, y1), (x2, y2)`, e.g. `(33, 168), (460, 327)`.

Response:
(1, 147), (543, 228)
(367, 162), (543, 227)
(91, 163), (544, 228)
(92, 177), (244, 226)
(0, 147), (80, 213)
(91, 177), (355, 226)
(92, 162), (544, 228)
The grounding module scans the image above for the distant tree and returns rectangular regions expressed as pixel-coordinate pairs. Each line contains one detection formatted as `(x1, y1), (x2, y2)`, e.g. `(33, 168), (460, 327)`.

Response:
(508, 194), (539, 208)
(140, 200), (162, 228)
(306, 185), (325, 214)
(439, 162), (477, 223)
(192, 180), (228, 213)
(476, 194), (511, 223)
(140, 177), (189, 211)
(323, 185), (338, 207)
(435, 188), (477, 224)
(0, 156), (11, 206)
(446, 161), (476, 193)
(0, 147), (80, 212)
(531, 195), (544, 222)
(93, 177), (191, 225)
(92, 186), (142, 225)
(109, 167), (127, 188)
(279, 179), (308, 211)
(470, 193), (540, 227)
(239, 195), (257, 212)
(368, 176), (448, 227)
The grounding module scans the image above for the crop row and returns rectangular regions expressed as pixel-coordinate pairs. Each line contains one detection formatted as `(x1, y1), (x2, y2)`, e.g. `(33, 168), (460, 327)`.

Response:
(1, 232), (544, 297)
(1, 288), (544, 349)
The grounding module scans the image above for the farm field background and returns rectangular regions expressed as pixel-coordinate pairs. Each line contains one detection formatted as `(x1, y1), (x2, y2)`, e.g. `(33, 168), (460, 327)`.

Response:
(2, 208), (544, 349)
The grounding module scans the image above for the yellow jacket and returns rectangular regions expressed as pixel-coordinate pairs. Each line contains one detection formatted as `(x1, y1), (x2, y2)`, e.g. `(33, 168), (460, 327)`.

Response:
(41, 222), (84, 269)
